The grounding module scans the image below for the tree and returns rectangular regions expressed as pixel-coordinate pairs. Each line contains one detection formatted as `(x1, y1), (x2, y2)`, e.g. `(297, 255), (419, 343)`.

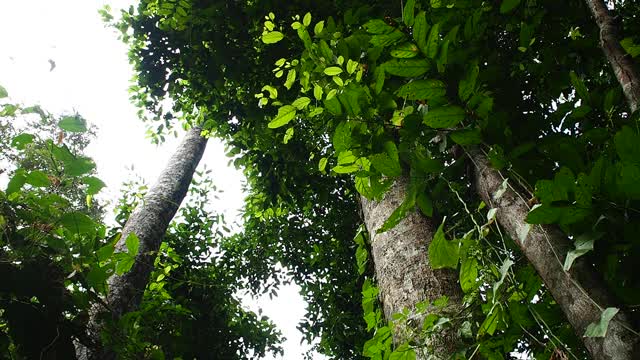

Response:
(113, 0), (640, 358)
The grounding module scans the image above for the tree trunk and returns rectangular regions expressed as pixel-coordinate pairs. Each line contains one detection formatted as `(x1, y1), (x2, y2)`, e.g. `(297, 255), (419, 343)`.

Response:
(585, 0), (640, 113)
(76, 126), (208, 359)
(469, 150), (638, 360)
(360, 176), (463, 359)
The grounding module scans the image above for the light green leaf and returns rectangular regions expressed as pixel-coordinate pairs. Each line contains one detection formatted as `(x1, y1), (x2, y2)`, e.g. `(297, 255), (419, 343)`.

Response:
(283, 127), (294, 144)
(428, 218), (459, 269)
(313, 84), (323, 100)
(424, 106), (466, 128)
(0, 85), (7, 98)
(309, 107), (324, 117)
(324, 67), (343, 76)
(268, 105), (297, 128)
(318, 157), (328, 172)
(389, 343), (416, 360)
(346, 59), (358, 74)
(58, 116), (88, 133)
(25, 171), (51, 187)
(500, 0), (521, 13)
(563, 232), (602, 271)
(382, 58), (430, 77)
(460, 258), (479, 293)
(115, 254), (135, 275)
(262, 85), (278, 99)
(125, 232), (140, 256)
(303, 12), (311, 27)
(584, 308), (619, 337)
(11, 133), (35, 150)
(6, 171), (26, 195)
(333, 76), (344, 87)
(291, 97), (311, 110)
(262, 31), (284, 44)
(395, 79), (445, 100)
(284, 69), (297, 89)
(314, 21), (324, 35)
(363, 19), (395, 34)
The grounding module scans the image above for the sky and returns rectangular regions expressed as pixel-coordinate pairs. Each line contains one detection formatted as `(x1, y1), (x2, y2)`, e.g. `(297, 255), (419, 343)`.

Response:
(0, 1), (320, 358)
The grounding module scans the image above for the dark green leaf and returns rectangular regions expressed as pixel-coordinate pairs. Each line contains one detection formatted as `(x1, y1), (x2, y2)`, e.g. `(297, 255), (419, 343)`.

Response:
(363, 19), (395, 34)
(6, 171), (26, 195)
(403, 0), (415, 27)
(614, 126), (640, 164)
(65, 157), (96, 176)
(425, 23), (440, 58)
(60, 211), (96, 236)
(450, 128), (482, 145)
(390, 42), (420, 58)
(395, 79), (445, 100)
(382, 59), (430, 77)
(82, 176), (106, 195)
(413, 11), (429, 52)
(370, 153), (402, 177)
(424, 106), (465, 128)
(500, 0), (521, 13)
(570, 71), (591, 105)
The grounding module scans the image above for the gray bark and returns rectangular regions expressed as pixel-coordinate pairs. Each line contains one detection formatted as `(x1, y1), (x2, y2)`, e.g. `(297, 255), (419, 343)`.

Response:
(76, 126), (208, 359)
(586, 0), (640, 113)
(361, 176), (463, 359)
(469, 150), (638, 360)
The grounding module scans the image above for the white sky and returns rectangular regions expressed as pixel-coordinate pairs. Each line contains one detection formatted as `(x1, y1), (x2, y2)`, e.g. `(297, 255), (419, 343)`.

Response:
(0, 1), (321, 358)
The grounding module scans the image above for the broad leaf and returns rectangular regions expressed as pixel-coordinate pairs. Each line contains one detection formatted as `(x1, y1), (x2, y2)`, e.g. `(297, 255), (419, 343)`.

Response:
(382, 59), (430, 77)
(262, 31), (284, 44)
(424, 106), (466, 128)
(395, 79), (445, 100)
(58, 116), (88, 133)
(584, 308), (619, 338)
(500, 0), (521, 13)
(268, 105), (297, 128)
(428, 219), (459, 269)
(25, 171), (51, 187)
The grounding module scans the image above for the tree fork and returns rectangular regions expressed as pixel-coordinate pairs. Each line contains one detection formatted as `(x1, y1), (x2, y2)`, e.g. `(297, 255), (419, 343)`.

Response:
(360, 176), (463, 358)
(469, 149), (639, 360)
(76, 126), (208, 359)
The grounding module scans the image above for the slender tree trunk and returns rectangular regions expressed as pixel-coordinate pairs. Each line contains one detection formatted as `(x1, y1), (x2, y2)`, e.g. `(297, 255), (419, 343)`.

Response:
(360, 176), (463, 359)
(469, 150), (638, 360)
(76, 126), (208, 359)
(585, 0), (640, 113)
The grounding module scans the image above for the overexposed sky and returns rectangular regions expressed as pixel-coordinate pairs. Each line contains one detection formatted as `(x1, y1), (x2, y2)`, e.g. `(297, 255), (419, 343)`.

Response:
(0, 1), (318, 358)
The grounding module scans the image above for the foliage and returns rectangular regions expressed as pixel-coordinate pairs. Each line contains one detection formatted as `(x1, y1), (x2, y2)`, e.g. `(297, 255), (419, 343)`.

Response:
(113, 0), (640, 358)
(0, 92), (283, 359)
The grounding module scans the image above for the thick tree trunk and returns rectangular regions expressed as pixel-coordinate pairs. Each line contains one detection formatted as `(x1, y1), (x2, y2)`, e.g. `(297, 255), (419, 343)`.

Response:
(585, 0), (640, 113)
(76, 126), (208, 359)
(360, 176), (463, 359)
(469, 150), (638, 360)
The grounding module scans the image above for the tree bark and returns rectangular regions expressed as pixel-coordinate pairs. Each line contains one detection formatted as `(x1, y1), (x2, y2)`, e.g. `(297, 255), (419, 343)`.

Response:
(469, 150), (638, 360)
(585, 0), (640, 113)
(360, 176), (463, 359)
(76, 126), (208, 359)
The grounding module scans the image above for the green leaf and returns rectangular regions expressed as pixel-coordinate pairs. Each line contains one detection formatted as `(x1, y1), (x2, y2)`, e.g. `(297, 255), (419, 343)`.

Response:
(25, 171), (51, 187)
(115, 254), (135, 275)
(425, 23), (440, 58)
(262, 85), (278, 99)
(460, 258), (479, 293)
(403, 0), (415, 26)
(65, 157), (96, 176)
(0, 85), (7, 98)
(6, 171), (26, 195)
(389, 343), (416, 360)
(303, 12), (311, 27)
(284, 69), (297, 89)
(346, 59), (358, 74)
(450, 128), (482, 145)
(58, 116), (88, 133)
(60, 212), (96, 236)
(570, 71), (590, 105)
(318, 157), (328, 172)
(370, 153), (402, 177)
(417, 191), (433, 217)
(500, 0), (521, 13)
(292, 97), (311, 110)
(620, 37), (640, 58)
(526, 204), (563, 224)
(82, 176), (106, 195)
(564, 232), (602, 271)
(11, 133), (35, 150)
(614, 126), (640, 164)
(262, 31), (284, 44)
(458, 62), (479, 101)
(390, 42), (420, 58)
(584, 308), (619, 338)
(324, 97), (342, 115)
(374, 66), (385, 94)
(97, 242), (115, 262)
(479, 305), (502, 336)
(424, 106), (466, 128)
(324, 67), (343, 76)
(283, 127), (294, 144)
(268, 105), (297, 128)
(333, 121), (352, 152)
(395, 79), (445, 100)
(428, 218), (459, 269)
(363, 19), (395, 34)
(413, 12), (429, 52)
(382, 58), (430, 77)
(492, 258), (514, 299)
(125, 232), (140, 256)
(313, 84), (323, 100)
(314, 21), (325, 35)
